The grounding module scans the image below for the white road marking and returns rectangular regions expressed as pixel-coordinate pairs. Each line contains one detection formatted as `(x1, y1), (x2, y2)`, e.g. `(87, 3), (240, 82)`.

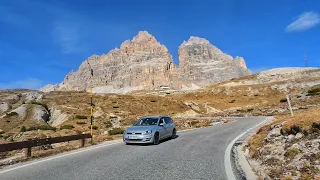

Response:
(224, 117), (272, 180)
(0, 128), (194, 174)
(0, 141), (122, 174)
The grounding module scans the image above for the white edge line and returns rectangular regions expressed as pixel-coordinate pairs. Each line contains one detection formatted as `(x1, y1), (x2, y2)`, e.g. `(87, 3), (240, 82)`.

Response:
(0, 119), (239, 175)
(0, 128), (196, 174)
(224, 117), (272, 180)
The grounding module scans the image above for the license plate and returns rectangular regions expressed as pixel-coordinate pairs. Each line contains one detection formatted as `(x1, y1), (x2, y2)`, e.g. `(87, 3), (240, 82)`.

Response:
(129, 136), (138, 139)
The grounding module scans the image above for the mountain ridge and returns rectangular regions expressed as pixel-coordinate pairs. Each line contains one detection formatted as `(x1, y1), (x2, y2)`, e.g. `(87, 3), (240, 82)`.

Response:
(41, 31), (251, 93)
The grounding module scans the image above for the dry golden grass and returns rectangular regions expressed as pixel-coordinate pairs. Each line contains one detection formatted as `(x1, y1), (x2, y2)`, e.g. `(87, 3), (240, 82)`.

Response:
(248, 106), (320, 158)
(172, 85), (285, 110)
(277, 107), (320, 130)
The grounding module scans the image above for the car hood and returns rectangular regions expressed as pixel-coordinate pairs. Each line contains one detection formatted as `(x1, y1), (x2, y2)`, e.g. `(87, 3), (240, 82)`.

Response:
(125, 126), (158, 132)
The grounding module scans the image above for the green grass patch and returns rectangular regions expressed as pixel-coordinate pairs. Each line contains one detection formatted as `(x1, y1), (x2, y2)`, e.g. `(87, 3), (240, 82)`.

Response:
(88, 125), (98, 130)
(284, 148), (300, 159)
(108, 128), (124, 135)
(27, 125), (56, 131)
(6, 112), (18, 117)
(20, 126), (27, 132)
(75, 115), (88, 119)
(60, 124), (74, 130)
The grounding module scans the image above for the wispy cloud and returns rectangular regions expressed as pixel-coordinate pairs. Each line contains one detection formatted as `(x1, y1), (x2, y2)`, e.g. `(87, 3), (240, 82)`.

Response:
(52, 21), (85, 54)
(286, 11), (320, 32)
(0, 78), (44, 90)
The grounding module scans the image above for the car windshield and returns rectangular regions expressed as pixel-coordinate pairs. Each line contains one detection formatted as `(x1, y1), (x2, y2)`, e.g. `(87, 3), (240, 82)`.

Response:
(133, 117), (158, 126)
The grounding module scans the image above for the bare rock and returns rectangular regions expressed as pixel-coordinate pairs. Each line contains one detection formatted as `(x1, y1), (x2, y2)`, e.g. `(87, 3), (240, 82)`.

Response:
(295, 133), (303, 140)
(177, 36), (251, 88)
(266, 126), (282, 142)
(48, 108), (69, 127)
(0, 102), (11, 114)
(32, 105), (49, 122)
(40, 84), (59, 92)
(287, 134), (295, 142)
(10, 104), (28, 118)
(25, 92), (41, 104)
(41, 31), (251, 93)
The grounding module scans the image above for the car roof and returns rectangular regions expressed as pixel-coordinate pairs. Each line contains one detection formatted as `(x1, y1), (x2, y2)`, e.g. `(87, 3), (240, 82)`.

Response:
(142, 116), (169, 118)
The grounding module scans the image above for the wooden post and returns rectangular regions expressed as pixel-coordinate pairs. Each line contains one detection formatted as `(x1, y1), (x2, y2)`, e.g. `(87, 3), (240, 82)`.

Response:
(81, 138), (85, 147)
(286, 94), (294, 116)
(25, 147), (31, 159)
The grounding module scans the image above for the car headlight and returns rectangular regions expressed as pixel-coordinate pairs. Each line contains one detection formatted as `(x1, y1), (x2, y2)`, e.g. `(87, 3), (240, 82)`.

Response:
(142, 130), (152, 134)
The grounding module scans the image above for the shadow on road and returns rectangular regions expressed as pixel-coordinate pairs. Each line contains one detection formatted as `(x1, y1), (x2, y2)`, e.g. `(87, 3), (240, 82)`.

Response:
(126, 135), (179, 146)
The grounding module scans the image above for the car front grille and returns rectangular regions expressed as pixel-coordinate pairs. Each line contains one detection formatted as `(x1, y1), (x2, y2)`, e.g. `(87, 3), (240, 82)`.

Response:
(125, 139), (142, 141)
(126, 132), (142, 135)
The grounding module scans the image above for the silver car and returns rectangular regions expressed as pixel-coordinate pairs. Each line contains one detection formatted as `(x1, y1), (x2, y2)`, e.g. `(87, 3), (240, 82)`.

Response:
(123, 116), (176, 145)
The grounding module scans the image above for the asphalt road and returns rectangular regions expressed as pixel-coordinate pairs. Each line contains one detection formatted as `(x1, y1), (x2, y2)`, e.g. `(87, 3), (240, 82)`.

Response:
(0, 117), (267, 180)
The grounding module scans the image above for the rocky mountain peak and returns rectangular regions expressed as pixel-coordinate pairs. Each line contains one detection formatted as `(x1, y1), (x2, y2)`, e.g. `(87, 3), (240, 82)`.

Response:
(120, 31), (167, 54)
(132, 31), (155, 42)
(234, 56), (248, 69)
(181, 36), (211, 46)
(41, 31), (251, 93)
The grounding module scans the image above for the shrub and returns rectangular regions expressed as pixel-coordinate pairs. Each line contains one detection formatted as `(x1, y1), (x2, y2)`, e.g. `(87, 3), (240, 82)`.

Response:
(112, 106), (119, 109)
(75, 115), (88, 119)
(27, 125), (56, 131)
(288, 125), (302, 135)
(20, 126), (27, 132)
(307, 87), (320, 94)
(108, 128), (124, 135)
(190, 120), (199, 126)
(60, 125), (74, 130)
(88, 125), (98, 130)
(6, 112), (18, 117)
(280, 98), (287, 103)
(150, 100), (156, 102)
(229, 99), (236, 103)
(312, 122), (320, 129)
(76, 121), (87, 125)
(104, 121), (113, 128)
(284, 148), (300, 159)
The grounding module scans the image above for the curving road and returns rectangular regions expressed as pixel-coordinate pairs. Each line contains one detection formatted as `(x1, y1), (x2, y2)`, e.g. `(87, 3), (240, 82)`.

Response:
(0, 117), (267, 180)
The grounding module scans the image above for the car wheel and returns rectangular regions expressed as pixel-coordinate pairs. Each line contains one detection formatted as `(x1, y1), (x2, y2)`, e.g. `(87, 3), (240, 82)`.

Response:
(153, 132), (160, 145)
(171, 128), (176, 139)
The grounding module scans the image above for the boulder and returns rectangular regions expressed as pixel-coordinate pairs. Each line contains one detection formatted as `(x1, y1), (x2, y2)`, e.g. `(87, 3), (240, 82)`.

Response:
(0, 102), (11, 114)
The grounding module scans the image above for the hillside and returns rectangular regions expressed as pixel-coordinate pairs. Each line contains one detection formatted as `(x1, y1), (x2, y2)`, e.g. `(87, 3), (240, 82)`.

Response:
(0, 67), (319, 163)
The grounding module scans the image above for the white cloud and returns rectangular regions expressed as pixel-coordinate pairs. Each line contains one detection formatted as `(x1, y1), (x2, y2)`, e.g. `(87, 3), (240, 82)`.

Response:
(52, 21), (85, 54)
(0, 78), (44, 90)
(286, 11), (320, 32)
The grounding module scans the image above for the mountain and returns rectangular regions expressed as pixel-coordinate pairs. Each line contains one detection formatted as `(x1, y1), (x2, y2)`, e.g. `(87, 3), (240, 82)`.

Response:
(41, 31), (251, 93)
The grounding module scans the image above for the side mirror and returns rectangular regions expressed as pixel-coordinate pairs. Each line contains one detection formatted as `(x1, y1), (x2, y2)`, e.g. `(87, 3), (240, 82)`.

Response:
(159, 123), (164, 126)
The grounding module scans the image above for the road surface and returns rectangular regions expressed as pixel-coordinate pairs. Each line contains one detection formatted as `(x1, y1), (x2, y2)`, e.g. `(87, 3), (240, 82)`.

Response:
(0, 117), (267, 180)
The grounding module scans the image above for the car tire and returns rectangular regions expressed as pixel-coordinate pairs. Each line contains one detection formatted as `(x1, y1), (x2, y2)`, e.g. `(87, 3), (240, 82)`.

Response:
(171, 128), (176, 139)
(153, 132), (160, 145)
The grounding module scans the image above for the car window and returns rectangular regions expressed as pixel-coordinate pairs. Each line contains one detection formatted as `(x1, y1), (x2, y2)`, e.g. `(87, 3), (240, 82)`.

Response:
(159, 118), (165, 125)
(133, 117), (158, 126)
(164, 117), (172, 124)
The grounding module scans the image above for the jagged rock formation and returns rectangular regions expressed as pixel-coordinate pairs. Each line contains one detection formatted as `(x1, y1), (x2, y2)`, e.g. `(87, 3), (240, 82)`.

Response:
(177, 36), (251, 87)
(41, 31), (251, 93)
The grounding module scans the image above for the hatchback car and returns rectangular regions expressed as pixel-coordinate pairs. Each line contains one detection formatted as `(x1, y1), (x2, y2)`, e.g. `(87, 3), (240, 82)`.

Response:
(123, 116), (176, 145)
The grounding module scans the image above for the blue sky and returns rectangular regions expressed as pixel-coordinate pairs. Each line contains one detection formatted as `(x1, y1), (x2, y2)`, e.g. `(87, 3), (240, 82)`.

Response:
(0, 0), (319, 90)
